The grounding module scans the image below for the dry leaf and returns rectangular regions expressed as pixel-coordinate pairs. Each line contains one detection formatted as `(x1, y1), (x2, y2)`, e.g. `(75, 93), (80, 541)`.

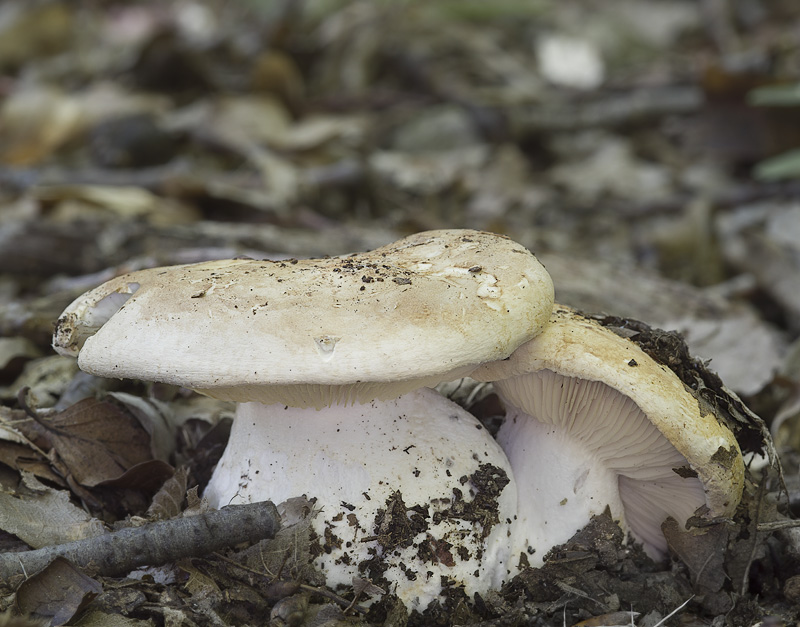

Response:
(0, 440), (65, 487)
(0, 86), (83, 166)
(0, 472), (105, 548)
(192, 95), (292, 147)
(0, 409), (39, 445)
(549, 135), (671, 205)
(0, 611), (50, 626)
(0, 3), (74, 70)
(146, 466), (188, 520)
(268, 114), (364, 153)
(72, 610), (155, 626)
(270, 594), (309, 626)
(37, 185), (197, 226)
(107, 392), (175, 462)
(306, 603), (347, 627)
(370, 147), (488, 195)
(0, 356), (78, 406)
(15, 557), (102, 626)
(19, 397), (152, 487)
(352, 576), (386, 598)
(0, 337), (41, 379)
(96, 459), (175, 493)
(0, 410), (63, 484)
(662, 517), (728, 594)
(177, 559), (221, 598)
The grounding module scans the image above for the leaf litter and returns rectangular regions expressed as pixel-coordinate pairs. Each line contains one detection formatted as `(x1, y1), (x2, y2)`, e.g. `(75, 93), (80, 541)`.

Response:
(0, 0), (799, 625)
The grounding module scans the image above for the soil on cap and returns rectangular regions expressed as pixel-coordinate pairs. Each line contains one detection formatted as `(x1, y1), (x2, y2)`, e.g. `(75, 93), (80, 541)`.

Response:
(589, 312), (770, 457)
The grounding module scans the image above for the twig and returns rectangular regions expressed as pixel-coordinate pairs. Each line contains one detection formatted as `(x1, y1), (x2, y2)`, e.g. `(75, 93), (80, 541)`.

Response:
(0, 501), (280, 581)
(757, 519), (800, 532)
(651, 596), (694, 627)
(507, 85), (703, 135)
(298, 583), (368, 615)
(741, 476), (768, 596)
(555, 581), (606, 609)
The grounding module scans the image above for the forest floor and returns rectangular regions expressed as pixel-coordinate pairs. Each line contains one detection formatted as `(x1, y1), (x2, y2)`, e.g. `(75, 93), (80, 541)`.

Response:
(1, 1), (800, 625)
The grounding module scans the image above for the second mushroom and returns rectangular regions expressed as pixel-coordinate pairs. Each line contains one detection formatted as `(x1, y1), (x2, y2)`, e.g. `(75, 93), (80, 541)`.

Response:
(472, 305), (746, 563)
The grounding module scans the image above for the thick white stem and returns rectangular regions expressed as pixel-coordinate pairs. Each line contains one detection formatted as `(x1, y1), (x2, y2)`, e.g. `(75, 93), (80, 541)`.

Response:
(497, 407), (625, 565)
(204, 388), (519, 610)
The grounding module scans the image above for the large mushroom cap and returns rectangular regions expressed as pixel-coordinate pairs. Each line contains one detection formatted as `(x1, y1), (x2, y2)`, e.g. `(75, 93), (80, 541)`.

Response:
(472, 305), (745, 559)
(53, 229), (553, 406)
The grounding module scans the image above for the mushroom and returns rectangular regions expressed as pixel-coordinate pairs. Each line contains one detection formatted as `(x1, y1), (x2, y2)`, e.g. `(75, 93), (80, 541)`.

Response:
(52, 229), (555, 608)
(471, 305), (745, 563)
(217, 388), (519, 608)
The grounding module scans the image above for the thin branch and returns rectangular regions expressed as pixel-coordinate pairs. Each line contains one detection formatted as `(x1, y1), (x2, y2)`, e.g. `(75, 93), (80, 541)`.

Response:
(507, 85), (703, 135)
(651, 596), (694, 627)
(741, 476), (768, 596)
(0, 501), (280, 582)
(757, 519), (800, 532)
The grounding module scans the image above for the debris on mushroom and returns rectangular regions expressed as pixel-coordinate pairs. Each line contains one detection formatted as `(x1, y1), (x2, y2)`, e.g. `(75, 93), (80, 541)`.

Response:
(52, 229), (555, 609)
(210, 388), (517, 608)
(472, 305), (747, 563)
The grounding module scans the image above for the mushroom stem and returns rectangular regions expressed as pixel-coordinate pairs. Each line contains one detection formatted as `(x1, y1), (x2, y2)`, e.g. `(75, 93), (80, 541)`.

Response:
(498, 404), (625, 562)
(204, 388), (519, 609)
(497, 369), (708, 561)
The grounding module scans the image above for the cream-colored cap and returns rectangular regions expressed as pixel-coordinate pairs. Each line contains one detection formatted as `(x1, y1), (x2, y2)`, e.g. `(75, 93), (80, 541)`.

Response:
(53, 230), (554, 406)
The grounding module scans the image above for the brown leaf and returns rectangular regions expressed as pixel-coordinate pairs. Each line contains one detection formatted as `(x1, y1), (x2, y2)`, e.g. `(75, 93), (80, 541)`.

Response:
(106, 392), (175, 462)
(96, 459), (175, 493)
(0, 337), (41, 381)
(0, 472), (105, 548)
(662, 517), (729, 594)
(145, 465), (187, 519)
(0, 440), (65, 487)
(15, 557), (102, 626)
(23, 397), (152, 487)
(351, 576), (385, 598)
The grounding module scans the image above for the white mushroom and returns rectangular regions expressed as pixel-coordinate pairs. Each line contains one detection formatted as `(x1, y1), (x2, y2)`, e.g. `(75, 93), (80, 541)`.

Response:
(214, 389), (518, 608)
(52, 229), (555, 608)
(472, 305), (745, 563)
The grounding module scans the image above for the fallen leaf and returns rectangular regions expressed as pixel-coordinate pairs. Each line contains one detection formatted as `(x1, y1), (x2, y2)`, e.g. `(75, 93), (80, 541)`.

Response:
(0, 85), (83, 166)
(19, 397), (152, 487)
(96, 459), (175, 493)
(662, 517), (728, 594)
(72, 610), (155, 626)
(107, 392), (175, 462)
(351, 576), (386, 598)
(0, 356), (79, 406)
(0, 472), (105, 548)
(0, 337), (41, 381)
(0, 440), (65, 487)
(15, 557), (102, 626)
(177, 559), (221, 598)
(145, 466), (187, 520)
